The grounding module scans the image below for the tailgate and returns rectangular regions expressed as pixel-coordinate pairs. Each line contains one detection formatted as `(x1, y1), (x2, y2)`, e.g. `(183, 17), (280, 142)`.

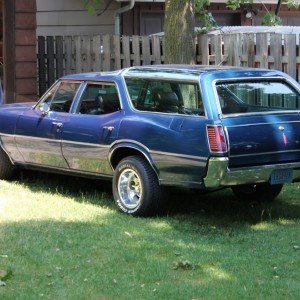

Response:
(223, 115), (300, 168)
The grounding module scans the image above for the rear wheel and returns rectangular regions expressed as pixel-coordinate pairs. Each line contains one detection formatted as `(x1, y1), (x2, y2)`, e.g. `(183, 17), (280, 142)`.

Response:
(0, 147), (14, 179)
(113, 156), (162, 216)
(232, 183), (283, 202)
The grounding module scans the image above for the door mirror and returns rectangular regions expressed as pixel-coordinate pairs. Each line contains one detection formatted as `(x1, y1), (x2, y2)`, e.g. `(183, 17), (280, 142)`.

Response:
(38, 102), (50, 115)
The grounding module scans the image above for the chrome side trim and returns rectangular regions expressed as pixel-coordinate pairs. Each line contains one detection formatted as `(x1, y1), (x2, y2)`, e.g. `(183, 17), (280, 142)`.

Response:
(62, 139), (110, 148)
(12, 134), (62, 144)
(229, 148), (300, 158)
(1, 133), (111, 149)
(204, 157), (300, 188)
(150, 150), (205, 161)
(226, 120), (300, 128)
(1, 135), (203, 160)
(110, 139), (204, 160)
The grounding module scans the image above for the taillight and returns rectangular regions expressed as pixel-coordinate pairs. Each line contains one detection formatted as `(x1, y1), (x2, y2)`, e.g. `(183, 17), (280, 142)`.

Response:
(207, 125), (227, 153)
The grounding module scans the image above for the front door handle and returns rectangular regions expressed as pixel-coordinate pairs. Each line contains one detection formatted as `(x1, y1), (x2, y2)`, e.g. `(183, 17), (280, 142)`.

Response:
(103, 126), (114, 132)
(52, 122), (63, 132)
(52, 122), (63, 128)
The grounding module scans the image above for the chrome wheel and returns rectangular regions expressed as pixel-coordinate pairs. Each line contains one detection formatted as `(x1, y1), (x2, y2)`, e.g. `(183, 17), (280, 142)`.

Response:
(113, 156), (162, 216)
(118, 168), (143, 209)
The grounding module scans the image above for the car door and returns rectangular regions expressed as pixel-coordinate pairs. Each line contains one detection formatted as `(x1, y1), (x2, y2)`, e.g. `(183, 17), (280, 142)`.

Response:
(61, 82), (123, 175)
(15, 80), (82, 168)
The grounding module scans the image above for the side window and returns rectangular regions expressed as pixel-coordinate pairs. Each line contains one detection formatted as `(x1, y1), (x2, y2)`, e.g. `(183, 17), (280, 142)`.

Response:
(76, 83), (121, 115)
(125, 78), (204, 116)
(44, 81), (81, 113)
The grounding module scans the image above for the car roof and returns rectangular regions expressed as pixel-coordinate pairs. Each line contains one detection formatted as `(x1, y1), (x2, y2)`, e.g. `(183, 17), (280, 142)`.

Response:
(60, 65), (281, 82)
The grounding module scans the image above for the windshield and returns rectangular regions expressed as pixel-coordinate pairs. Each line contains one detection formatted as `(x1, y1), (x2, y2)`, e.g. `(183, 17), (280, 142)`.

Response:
(216, 80), (300, 114)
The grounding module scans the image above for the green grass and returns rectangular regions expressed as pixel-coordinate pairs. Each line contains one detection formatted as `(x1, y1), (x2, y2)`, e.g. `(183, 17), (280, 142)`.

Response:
(1, 171), (300, 300)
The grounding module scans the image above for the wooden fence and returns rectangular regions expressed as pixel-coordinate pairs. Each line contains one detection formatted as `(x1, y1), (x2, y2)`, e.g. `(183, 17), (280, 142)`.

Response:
(37, 33), (300, 96)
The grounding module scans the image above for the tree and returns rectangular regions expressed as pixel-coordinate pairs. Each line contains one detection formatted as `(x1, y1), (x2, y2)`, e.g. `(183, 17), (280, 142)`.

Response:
(164, 0), (196, 64)
(82, 0), (300, 64)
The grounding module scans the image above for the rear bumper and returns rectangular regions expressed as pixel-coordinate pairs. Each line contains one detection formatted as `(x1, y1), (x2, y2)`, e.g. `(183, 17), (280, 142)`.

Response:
(203, 157), (300, 188)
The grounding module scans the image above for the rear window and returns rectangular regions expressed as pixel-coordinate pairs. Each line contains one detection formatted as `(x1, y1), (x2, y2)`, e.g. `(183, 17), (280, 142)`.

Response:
(125, 78), (205, 116)
(216, 80), (300, 114)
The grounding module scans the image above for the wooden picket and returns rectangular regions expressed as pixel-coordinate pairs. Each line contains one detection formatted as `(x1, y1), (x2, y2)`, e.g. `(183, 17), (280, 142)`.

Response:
(37, 32), (300, 96)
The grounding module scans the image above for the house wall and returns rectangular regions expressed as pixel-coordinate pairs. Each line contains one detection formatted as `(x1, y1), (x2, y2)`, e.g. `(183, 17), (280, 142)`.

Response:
(15, 0), (37, 103)
(2, 0), (37, 104)
(121, 2), (300, 35)
(36, 0), (120, 36)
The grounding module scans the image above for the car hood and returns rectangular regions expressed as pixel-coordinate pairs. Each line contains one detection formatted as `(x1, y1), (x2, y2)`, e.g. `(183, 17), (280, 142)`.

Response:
(0, 102), (35, 112)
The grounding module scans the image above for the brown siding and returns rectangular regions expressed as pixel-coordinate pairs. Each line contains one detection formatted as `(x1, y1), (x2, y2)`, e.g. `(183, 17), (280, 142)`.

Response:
(15, 0), (37, 103)
(15, 61), (36, 78)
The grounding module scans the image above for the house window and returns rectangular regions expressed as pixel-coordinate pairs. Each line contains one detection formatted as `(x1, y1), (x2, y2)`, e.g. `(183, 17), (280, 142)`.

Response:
(140, 12), (164, 35)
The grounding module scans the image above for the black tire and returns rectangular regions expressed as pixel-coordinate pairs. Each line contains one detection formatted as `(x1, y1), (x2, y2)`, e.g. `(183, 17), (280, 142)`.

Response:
(231, 183), (283, 202)
(113, 156), (162, 216)
(0, 147), (14, 179)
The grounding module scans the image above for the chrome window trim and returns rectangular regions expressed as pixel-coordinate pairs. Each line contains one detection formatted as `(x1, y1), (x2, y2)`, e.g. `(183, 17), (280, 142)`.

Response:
(213, 76), (300, 117)
(122, 75), (207, 119)
(73, 80), (123, 114)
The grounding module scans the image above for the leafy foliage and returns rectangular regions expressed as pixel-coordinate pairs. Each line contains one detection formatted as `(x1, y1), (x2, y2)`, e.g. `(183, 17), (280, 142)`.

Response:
(225, 0), (253, 10)
(285, 0), (300, 9)
(262, 12), (283, 26)
(195, 0), (218, 31)
(82, 0), (104, 14)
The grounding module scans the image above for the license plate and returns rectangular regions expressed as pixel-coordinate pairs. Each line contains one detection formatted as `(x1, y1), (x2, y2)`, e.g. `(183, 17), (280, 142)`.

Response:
(270, 169), (293, 184)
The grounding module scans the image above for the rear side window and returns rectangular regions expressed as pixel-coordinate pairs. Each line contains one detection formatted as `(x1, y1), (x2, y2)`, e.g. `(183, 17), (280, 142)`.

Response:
(216, 80), (300, 114)
(125, 78), (204, 116)
(76, 83), (121, 115)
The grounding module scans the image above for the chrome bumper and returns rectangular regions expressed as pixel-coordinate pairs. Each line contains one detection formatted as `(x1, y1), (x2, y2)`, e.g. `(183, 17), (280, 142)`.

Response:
(203, 157), (300, 188)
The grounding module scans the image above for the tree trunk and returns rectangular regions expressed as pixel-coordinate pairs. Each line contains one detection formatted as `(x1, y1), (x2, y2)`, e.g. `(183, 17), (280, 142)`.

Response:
(164, 0), (195, 64)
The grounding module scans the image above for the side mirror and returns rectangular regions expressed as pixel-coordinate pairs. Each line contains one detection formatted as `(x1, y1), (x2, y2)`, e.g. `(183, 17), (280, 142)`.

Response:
(38, 102), (50, 115)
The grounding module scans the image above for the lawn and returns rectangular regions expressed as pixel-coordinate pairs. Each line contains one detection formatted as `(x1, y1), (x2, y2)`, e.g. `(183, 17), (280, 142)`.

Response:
(0, 171), (300, 300)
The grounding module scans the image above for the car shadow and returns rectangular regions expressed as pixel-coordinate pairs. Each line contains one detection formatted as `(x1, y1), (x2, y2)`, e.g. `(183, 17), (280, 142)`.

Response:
(11, 170), (300, 224)
(165, 186), (300, 224)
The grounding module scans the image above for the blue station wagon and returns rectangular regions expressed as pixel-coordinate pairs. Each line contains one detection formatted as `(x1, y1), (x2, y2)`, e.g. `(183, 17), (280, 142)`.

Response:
(1, 65), (300, 216)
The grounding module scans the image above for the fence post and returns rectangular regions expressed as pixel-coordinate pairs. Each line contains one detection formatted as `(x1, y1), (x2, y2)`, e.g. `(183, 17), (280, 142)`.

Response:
(223, 33), (241, 67)
(141, 36), (151, 65)
(255, 33), (269, 69)
(56, 36), (64, 78)
(103, 34), (112, 71)
(37, 36), (46, 95)
(47, 36), (55, 86)
(132, 36), (141, 66)
(241, 33), (255, 67)
(284, 34), (296, 79)
(270, 33), (282, 71)
(64, 36), (74, 75)
(197, 34), (209, 65)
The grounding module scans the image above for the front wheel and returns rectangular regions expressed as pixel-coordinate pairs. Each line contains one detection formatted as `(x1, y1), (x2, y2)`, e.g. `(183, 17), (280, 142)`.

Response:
(113, 156), (162, 216)
(231, 183), (283, 202)
(0, 147), (14, 179)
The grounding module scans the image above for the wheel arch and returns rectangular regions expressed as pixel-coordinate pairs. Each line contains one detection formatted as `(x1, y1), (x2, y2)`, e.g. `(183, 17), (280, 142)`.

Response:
(109, 142), (159, 178)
